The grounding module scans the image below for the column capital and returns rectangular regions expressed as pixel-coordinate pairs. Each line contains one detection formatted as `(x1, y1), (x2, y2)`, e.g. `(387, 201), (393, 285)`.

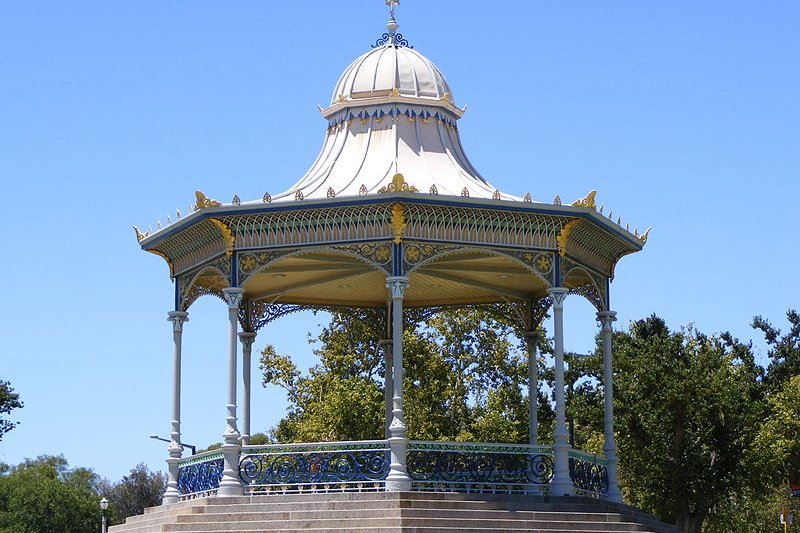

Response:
(167, 311), (189, 331)
(386, 276), (409, 299)
(222, 287), (244, 309)
(597, 310), (617, 330)
(547, 287), (569, 308)
(238, 331), (256, 350)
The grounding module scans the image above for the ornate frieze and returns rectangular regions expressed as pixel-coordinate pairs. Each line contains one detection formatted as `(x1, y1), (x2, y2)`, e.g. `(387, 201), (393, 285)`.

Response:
(237, 249), (299, 286)
(176, 254), (232, 311)
(330, 243), (393, 274)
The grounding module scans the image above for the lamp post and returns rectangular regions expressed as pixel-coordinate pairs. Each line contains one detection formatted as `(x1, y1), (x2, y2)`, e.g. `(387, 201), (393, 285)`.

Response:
(99, 497), (108, 533)
(149, 433), (196, 455)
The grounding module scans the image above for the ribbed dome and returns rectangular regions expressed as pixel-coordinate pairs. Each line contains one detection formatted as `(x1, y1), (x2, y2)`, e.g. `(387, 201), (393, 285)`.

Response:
(330, 45), (453, 106)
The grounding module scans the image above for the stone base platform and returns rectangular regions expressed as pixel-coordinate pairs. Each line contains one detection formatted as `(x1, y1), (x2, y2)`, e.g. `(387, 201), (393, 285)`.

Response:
(108, 492), (681, 533)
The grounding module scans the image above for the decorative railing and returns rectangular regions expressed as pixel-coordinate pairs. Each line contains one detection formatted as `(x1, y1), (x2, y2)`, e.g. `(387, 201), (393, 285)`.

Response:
(568, 449), (609, 496)
(238, 440), (390, 493)
(407, 441), (554, 494)
(177, 449), (224, 499)
(174, 441), (607, 499)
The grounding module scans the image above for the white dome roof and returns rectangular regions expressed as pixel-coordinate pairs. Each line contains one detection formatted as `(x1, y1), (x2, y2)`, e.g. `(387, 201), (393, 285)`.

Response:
(330, 45), (453, 106)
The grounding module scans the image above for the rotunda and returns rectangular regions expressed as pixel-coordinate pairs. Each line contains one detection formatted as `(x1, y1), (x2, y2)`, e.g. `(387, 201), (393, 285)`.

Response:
(135, 2), (648, 506)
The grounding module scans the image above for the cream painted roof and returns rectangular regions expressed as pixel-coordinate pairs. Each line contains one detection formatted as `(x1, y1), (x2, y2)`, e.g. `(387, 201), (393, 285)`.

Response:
(330, 45), (453, 105)
(272, 42), (519, 202)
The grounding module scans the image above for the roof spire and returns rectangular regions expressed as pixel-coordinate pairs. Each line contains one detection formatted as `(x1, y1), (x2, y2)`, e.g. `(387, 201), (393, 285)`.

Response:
(385, 0), (399, 44)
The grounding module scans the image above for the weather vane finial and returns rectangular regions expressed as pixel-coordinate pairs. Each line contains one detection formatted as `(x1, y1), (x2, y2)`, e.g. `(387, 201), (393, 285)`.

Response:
(385, 0), (399, 43)
(372, 0), (412, 48)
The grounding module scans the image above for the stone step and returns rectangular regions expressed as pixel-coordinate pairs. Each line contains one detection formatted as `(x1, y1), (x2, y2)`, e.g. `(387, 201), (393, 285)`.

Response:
(179, 508), (632, 523)
(161, 516), (650, 532)
(108, 492), (678, 533)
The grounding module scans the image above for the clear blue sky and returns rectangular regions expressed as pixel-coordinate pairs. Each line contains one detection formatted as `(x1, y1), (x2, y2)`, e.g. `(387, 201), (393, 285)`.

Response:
(1, 1), (798, 482)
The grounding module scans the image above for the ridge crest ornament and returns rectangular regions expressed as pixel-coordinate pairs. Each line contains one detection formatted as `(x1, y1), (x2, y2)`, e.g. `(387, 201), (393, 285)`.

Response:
(572, 190), (597, 210)
(194, 191), (221, 210)
(378, 173), (418, 194)
(390, 203), (406, 244)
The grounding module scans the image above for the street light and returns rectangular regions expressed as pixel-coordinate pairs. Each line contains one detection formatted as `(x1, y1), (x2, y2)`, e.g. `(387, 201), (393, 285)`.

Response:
(149, 434), (196, 455)
(99, 497), (108, 533)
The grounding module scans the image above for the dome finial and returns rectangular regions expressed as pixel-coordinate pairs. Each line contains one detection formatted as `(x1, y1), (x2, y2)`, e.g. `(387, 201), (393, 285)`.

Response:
(373, 0), (412, 48)
(385, 0), (399, 44)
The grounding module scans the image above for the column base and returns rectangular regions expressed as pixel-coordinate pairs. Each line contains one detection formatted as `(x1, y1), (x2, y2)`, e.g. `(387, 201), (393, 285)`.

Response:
(385, 435), (411, 492)
(550, 440), (573, 497)
(163, 455), (181, 505)
(217, 442), (243, 497)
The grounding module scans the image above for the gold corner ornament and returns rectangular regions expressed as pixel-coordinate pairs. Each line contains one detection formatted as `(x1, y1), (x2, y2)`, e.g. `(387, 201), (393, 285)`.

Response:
(195, 191), (221, 210)
(209, 218), (235, 257)
(378, 173), (418, 194)
(133, 225), (146, 242)
(147, 249), (174, 278)
(556, 219), (580, 257)
(639, 227), (652, 244)
(390, 203), (406, 244)
(571, 190), (597, 210)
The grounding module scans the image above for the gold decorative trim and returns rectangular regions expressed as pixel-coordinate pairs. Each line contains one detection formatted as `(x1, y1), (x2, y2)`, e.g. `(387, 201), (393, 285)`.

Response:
(195, 191), (221, 210)
(638, 227), (652, 244)
(148, 249), (174, 278)
(556, 219), (580, 257)
(209, 218), (235, 257)
(133, 225), (146, 242)
(571, 190), (597, 210)
(390, 203), (406, 244)
(378, 173), (418, 194)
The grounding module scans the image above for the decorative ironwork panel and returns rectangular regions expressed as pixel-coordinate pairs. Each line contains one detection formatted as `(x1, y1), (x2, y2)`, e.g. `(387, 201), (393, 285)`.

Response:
(156, 219), (230, 277)
(505, 250), (556, 287)
(568, 223), (639, 278)
(561, 257), (608, 312)
(237, 249), (299, 285)
(407, 441), (553, 493)
(331, 242), (393, 274)
(402, 241), (462, 272)
(568, 450), (609, 496)
(239, 442), (390, 492)
(177, 453), (224, 496)
(403, 204), (569, 250)
(176, 254), (232, 311)
(222, 204), (393, 250)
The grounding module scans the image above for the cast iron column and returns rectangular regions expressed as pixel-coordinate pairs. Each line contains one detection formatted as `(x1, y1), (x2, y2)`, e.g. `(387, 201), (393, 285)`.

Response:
(598, 310), (621, 502)
(239, 331), (256, 447)
(385, 276), (411, 491)
(163, 310), (188, 505)
(548, 287), (572, 497)
(218, 287), (244, 496)
(525, 330), (539, 446)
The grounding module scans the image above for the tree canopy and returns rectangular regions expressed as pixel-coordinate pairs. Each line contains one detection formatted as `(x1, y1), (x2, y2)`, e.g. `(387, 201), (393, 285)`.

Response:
(259, 307), (800, 533)
(0, 381), (23, 441)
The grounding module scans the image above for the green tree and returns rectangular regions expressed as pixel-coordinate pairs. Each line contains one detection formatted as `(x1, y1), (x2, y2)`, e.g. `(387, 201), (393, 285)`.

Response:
(753, 309), (800, 392)
(260, 307), (548, 444)
(106, 464), (166, 523)
(0, 381), (23, 441)
(0, 455), (104, 533)
(612, 316), (763, 533)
